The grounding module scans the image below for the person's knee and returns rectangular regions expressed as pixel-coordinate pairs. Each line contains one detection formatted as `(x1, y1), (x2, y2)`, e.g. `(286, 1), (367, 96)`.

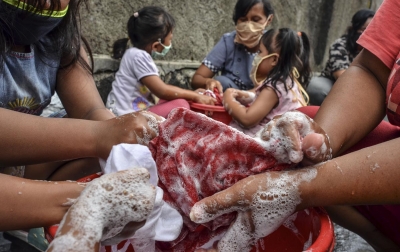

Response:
(173, 99), (190, 110)
(306, 77), (334, 106)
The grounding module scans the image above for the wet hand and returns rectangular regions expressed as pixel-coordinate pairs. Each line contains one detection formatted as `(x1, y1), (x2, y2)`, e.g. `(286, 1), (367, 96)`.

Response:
(95, 111), (164, 160)
(235, 90), (256, 106)
(190, 170), (314, 252)
(257, 111), (332, 165)
(194, 93), (217, 105)
(223, 89), (255, 106)
(48, 169), (156, 251)
(205, 79), (223, 95)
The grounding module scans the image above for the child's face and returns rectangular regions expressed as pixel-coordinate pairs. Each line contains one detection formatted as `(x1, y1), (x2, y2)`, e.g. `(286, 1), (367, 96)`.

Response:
(256, 43), (279, 77)
(237, 3), (269, 26)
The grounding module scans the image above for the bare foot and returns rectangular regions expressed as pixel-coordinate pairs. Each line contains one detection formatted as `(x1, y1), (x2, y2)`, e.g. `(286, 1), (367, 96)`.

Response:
(47, 168), (156, 252)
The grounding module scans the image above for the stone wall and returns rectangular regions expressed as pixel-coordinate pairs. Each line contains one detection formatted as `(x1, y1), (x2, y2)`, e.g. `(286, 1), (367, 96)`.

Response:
(81, 0), (382, 69)
(83, 0), (383, 101)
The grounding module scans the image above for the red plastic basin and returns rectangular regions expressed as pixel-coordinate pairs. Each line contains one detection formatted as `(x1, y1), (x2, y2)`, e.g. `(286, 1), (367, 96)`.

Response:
(46, 174), (335, 252)
(190, 103), (232, 125)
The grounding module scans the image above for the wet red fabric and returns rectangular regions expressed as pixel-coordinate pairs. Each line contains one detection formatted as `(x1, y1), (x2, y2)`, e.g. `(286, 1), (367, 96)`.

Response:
(149, 108), (291, 251)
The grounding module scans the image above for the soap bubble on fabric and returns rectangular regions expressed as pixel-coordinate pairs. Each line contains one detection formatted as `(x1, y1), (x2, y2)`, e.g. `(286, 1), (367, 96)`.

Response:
(48, 169), (156, 252)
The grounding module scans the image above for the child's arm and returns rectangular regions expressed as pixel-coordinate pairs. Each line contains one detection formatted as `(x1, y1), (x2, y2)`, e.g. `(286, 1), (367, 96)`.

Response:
(224, 88), (278, 128)
(141, 75), (216, 105)
(57, 46), (114, 121)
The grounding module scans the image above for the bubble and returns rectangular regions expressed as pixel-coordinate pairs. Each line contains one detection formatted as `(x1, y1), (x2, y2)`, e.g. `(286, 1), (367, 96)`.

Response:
(49, 169), (156, 251)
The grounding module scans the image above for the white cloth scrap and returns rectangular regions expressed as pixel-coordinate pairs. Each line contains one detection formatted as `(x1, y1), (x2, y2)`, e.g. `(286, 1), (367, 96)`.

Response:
(99, 144), (183, 252)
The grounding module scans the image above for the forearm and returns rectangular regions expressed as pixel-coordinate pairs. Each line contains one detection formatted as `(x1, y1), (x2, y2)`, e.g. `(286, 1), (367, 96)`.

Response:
(83, 107), (115, 121)
(58, 46), (111, 121)
(226, 99), (253, 126)
(315, 51), (389, 156)
(298, 138), (400, 210)
(191, 73), (209, 89)
(0, 109), (98, 166)
(0, 174), (83, 230)
(155, 84), (198, 102)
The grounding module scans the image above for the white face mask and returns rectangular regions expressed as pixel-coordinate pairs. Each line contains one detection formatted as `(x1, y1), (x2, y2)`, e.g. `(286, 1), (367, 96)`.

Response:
(234, 15), (272, 48)
(250, 53), (279, 87)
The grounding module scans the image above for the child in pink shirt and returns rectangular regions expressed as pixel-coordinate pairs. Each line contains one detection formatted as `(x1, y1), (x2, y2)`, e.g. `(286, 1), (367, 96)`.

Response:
(225, 28), (310, 136)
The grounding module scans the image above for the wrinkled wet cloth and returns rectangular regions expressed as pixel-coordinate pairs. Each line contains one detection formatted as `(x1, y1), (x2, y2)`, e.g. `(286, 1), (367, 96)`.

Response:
(99, 144), (183, 252)
(150, 108), (292, 251)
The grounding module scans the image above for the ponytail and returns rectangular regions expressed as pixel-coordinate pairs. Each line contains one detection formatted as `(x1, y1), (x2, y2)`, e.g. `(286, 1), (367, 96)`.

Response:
(112, 38), (129, 59)
(297, 31), (312, 89)
(260, 28), (312, 105)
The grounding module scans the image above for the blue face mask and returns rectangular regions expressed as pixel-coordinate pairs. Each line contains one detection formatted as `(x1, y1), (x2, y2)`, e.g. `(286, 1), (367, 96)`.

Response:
(151, 38), (172, 59)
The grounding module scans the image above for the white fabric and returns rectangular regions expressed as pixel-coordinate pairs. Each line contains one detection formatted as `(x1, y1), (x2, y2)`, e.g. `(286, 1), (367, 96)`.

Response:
(100, 144), (183, 252)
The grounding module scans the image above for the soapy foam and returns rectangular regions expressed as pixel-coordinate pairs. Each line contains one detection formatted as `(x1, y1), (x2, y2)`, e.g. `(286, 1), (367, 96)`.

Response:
(48, 168), (156, 252)
(254, 111), (332, 164)
(283, 212), (299, 235)
(236, 91), (256, 105)
(303, 232), (313, 250)
(370, 163), (380, 172)
(133, 111), (163, 146)
(190, 168), (318, 252)
(62, 198), (77, 207)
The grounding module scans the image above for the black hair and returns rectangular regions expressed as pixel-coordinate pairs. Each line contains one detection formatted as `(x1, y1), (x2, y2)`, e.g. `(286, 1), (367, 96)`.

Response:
(0, 0), (93, 73)
(260, 28), (312, 102)
(112, 6), (175, 59)
(232, 0), (274, 24)
(345, 9), (375, 56)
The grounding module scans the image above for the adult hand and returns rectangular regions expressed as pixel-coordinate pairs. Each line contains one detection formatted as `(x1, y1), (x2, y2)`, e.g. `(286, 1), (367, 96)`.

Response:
(48, 169), (156, 251)
(205, 78), (223, 95)
(193, 93), (217, 105)
(95, 111), (164, 160)
(190, 169), (316, 252)
(257, 111), (332, 165)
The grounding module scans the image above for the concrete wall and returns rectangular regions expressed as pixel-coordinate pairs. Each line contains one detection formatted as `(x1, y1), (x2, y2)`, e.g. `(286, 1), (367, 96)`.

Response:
(81, 0), (383, 102)
(81, 0), (382, 71)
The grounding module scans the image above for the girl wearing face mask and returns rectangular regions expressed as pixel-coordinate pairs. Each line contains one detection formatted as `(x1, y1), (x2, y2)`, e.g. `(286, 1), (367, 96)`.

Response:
(0, 0), (163, 249)
(106, 6), (215, 118)
(224, 28), (311, 137)
(191, 0), (274, 94)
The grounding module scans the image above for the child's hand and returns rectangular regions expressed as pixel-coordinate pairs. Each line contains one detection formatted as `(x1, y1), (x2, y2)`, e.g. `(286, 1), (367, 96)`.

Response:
(95, 111), (164, 160)
(257, 111), (332, 165)
(235, 90), (256, 106)
(223, 89), (255, 106)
